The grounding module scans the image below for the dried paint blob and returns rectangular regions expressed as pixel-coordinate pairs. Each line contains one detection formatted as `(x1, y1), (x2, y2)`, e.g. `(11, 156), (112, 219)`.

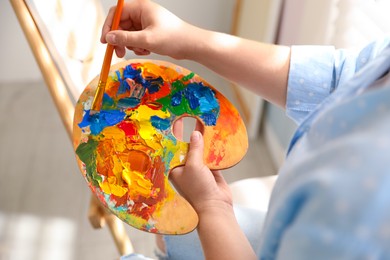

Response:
(73, 60), (248, 234)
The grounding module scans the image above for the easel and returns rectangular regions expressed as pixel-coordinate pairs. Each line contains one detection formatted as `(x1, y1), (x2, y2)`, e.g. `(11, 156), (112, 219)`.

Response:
(10, 0), (134, 256)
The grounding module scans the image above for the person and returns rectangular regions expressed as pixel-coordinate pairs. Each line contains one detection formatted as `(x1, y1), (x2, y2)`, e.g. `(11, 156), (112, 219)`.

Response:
(101, 0), (390, 259)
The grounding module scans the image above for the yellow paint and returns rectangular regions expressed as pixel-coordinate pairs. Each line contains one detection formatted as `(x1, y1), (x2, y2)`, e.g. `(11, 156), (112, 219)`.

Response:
(161, 138), (187, 167)
(95, 149), (106, 171)
(128, 105), (170, 121)
(122, 162), (153, 198)
(127, 105), (170, 149)
(100, 176), (128, 197)
(144, 133), (164, 154)
(102, 127), (126, 152)
(112, 155), (124, 185)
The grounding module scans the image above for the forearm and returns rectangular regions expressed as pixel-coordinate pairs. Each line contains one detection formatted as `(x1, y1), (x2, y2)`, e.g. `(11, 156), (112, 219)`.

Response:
(183, 26), (291, 108)
(197, 205), (257, 260)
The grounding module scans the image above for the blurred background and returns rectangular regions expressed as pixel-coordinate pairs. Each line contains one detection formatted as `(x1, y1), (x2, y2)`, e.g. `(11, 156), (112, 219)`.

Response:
(1, 0), (389, 259)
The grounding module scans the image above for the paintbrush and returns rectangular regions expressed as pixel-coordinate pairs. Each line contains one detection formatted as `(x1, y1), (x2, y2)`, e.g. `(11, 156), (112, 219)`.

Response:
(90, 0), (124, 114)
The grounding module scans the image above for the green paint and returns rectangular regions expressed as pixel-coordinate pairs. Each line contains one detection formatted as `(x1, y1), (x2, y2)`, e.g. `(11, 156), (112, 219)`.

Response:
(75, 139), (101, 186)
(182, 72), (195, 82)
(156, 77), (203, 116)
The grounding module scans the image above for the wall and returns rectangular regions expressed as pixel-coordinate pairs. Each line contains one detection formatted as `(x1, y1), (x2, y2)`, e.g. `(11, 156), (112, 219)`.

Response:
(232, 0), (282, 139)
(1, 1), (42, 82)
(2, 0), (235, 84)
(100, 0), (235, 33)
(263, 0), (336, 167)
(142, 0), (236, 94)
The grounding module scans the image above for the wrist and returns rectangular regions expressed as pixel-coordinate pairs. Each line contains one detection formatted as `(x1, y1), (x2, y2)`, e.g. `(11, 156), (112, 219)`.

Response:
(196, 201), (236, 236)
(195, 199), (234, 218)
(196, 201), (257, 260)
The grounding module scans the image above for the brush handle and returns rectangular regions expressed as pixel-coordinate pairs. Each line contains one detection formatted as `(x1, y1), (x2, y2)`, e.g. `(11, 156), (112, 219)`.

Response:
(91, 0), (124, 112)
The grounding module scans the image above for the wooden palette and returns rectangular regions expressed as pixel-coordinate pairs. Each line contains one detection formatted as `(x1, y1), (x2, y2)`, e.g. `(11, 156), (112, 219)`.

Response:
(73, 60), (248, 234)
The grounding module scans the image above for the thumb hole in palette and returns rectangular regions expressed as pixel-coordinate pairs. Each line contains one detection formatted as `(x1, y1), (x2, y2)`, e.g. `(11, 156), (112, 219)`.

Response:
(172, 116), (204, 143)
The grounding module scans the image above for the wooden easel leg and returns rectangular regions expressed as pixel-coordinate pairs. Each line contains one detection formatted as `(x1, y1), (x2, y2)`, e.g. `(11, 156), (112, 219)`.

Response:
(88, 194), (134, 256)
(105, 210), (135, 255)
(88, 194), (106, 228)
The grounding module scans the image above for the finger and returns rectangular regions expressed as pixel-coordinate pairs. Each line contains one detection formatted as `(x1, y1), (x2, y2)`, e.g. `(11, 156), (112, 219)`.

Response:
(114, 46), (126, 58)
(186, 131), (204, 166)
(168, 164), (185, 197)
(101, 6), (116, 43)
(106, 30), (149, 49)
(133, 48), (151, 56)
(124, 46), (150, 56)
(212, 170), (228, 185)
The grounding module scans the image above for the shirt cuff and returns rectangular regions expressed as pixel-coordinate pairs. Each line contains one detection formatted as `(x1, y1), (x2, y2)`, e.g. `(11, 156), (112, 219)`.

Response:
(286, 45), (336, 124)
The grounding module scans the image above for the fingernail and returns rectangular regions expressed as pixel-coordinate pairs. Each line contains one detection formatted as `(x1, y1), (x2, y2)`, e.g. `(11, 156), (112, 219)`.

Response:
(106, 33), (116, 43)
(191, 131), (201, 142)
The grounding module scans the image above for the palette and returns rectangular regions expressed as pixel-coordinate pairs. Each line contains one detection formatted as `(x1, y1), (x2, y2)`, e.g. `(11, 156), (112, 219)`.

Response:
(73, 60), (248, 234)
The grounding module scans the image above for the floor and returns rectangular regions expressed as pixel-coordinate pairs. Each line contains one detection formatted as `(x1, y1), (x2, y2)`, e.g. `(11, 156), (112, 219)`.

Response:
(0, 81), (276, 260)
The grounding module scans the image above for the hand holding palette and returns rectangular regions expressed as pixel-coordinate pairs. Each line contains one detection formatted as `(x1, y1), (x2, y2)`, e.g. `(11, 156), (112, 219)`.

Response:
(73, 60), (248, 234)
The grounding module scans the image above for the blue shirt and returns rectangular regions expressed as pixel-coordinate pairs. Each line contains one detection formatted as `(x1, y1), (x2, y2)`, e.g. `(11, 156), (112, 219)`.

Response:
(259, 38), (390, 259)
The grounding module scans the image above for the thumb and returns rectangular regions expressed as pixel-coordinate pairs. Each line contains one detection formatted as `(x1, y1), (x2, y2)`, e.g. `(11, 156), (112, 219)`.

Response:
(106, 30), (149, 49)
(186, 131), (204, 166)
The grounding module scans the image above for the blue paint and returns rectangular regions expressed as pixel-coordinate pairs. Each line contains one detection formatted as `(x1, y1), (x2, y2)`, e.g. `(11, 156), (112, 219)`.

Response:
(118, 80), (130, 94)
(164, 150), (174, 173)
(201, 113), (217, 126)
(122, 65), (164, 94)
(90, 120), (105, 135)
(102, 110), (126, 126)
(78, 109), (126, 135)
(198, 88), (219, 113)
(151, 116), (170, 131)
(171, 91), (182, 106)
(199, 97), (218, 112)
(184, 83), (219, 114)
(78, 110), (92, 128)
(116, 70), (129, 94)
(118, 97), (141, 108)
(166, 133), (177, 144)
(102, 93), (115, 109)
(123, 65), (142, 82)
(185, 83), (201, 110)
(146, 77), (164, 94)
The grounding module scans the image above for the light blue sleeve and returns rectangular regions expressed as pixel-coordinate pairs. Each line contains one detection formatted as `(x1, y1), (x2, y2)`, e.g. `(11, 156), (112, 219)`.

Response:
(286, 45), (336, 124)
(286, 38), (390, 124)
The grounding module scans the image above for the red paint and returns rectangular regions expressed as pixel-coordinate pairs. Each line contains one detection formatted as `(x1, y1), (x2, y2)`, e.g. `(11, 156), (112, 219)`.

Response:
(147, 82), (171, 101)
(208, 147), (224, 166)
(118, 120), (137, 137)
